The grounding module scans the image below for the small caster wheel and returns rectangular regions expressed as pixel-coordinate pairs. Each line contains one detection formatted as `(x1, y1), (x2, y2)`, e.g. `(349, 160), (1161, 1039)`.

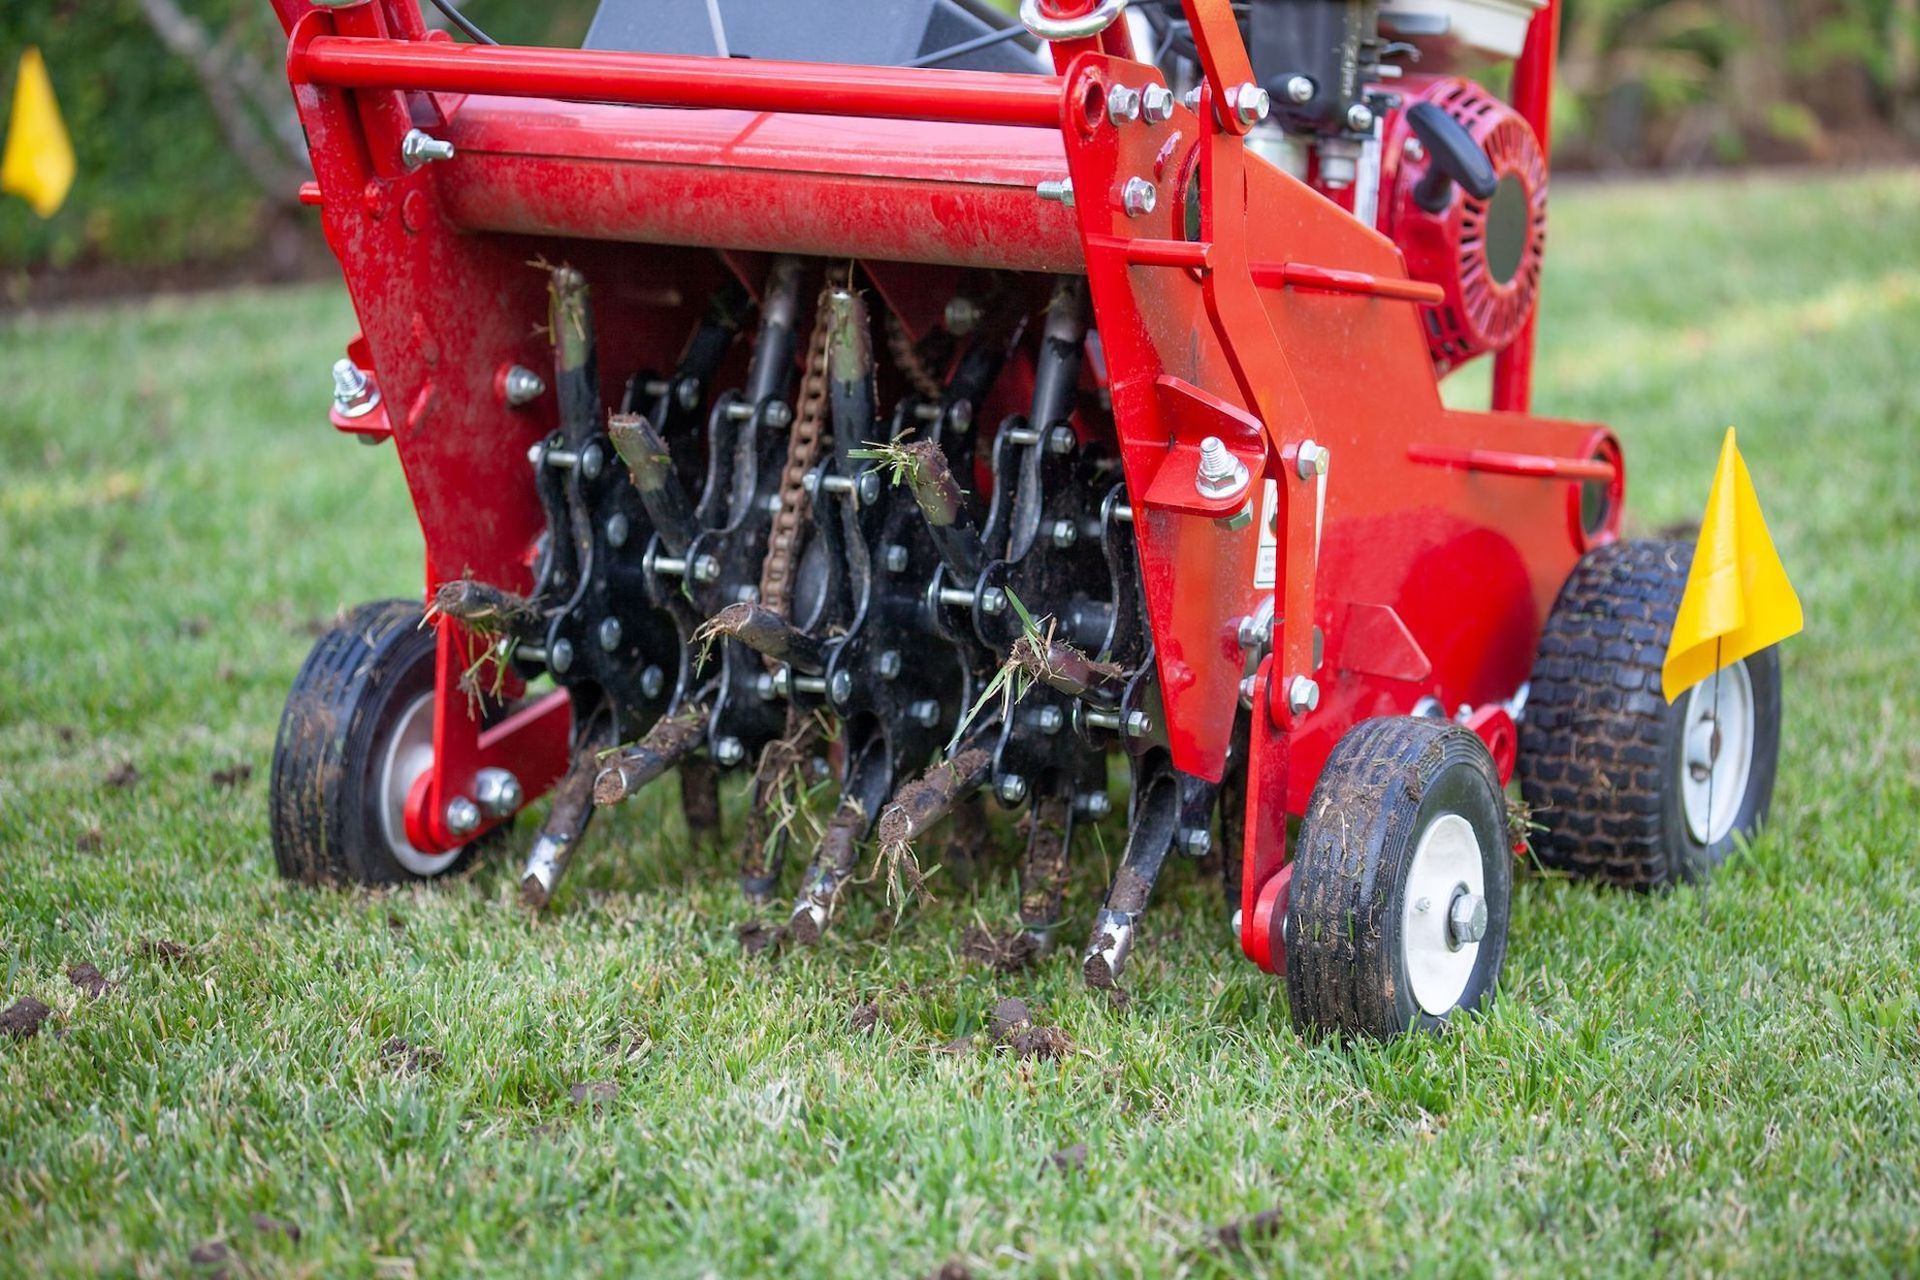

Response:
(1518, 539), (1783, 889)
(1285, 717), (1512, 1039)
(270, 599), (491, 885)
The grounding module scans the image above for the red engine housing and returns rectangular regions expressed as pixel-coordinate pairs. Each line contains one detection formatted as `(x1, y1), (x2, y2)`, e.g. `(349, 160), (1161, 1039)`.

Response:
(1381, 77), (1549, 373)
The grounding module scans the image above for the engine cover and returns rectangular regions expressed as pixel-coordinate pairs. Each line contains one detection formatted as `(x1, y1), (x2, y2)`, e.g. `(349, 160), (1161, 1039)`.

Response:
(1381, 77), (1547, 373)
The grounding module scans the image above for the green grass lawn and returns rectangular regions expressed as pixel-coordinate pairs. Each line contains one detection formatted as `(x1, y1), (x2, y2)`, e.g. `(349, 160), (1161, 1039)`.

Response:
(4, 168), (1918, 1277)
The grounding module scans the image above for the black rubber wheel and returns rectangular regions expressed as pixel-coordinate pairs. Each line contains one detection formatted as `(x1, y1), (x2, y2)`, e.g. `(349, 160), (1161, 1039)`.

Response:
(1285, 717), (1512, 1039)
(1518, 540), (1782, 889)
(270, 599), (483, 885)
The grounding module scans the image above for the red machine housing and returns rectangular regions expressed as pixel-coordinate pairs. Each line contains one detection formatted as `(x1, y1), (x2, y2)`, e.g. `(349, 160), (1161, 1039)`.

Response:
(271, 0), (1614, 976)
(1380, 76), (1550, 372)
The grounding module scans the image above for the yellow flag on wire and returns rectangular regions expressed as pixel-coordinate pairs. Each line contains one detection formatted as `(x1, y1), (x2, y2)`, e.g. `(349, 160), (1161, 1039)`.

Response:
(2, 47), (75, 218)
(1661, 428), (1802, 702)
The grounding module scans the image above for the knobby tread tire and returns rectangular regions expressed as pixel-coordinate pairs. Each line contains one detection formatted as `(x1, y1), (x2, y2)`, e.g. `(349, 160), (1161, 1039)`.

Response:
(1285, 717), (1510, 1040)
(1517, 539), (1781, 889)
(270, 599), (476, 886)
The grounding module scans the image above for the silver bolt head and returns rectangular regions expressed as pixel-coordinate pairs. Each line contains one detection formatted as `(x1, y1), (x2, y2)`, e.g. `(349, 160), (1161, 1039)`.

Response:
(598, 616), (623, 652)
(1285, 75), (1316, 105)
(548, 638), (575, 674)
(714, 737), (746, 766)
(877, 650), (902, 680)
(1220, 499), (1254, 531)
(640, 665), (667, 699)
(1295, 439), (1330, 479)
(1047, 425), (1078, 455)
(444, 796), (482, 836)
(401, 128), (455, 167)
(1195, 436), (1251, 500)
(1449, 892), (1489, 947)
(946, 398), (974, 433)
(944, 296), (983, 335)
(755, 672), (778, 701)
(473, 768), (523, 819)
(883, 543), (910, 573)
(829, 670), (853, 706)
(1141, 83), (1176, 123)
(1035, 705), (1064, 734)
(1107, 83), (1142, 124)
(1050, 519), (1078, 549)
(1079, 791), (1112, 820)
(502, 365), (545, 407)
(1231, 82), (1271, 124)
(1121, 176), (1157, 218)
(909, 699), (941, 727)
(1125, 709), (1152, 737)
(1183, 828), (1212, 858)
(764, 399), (794, 429)
(996, 775), (1029, 806)
(980, 587), (1007, 616)
(1239, 674), (1258, 710)
(856, 471), (883, 507)
(604, 513), (629, 547)
(1403, 136), (1427, 163)
(692, 555), (721, 584)
(675, 376), (702, 411)
(1287, 675), (1320, 715)
(1346, 101), (1376, 133)
(331, 358), (379, 416)
(580, 443), (605, 480)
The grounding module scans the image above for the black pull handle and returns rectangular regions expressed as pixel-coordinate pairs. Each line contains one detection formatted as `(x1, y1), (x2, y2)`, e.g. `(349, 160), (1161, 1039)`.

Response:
(1407, 101), (1498, 213)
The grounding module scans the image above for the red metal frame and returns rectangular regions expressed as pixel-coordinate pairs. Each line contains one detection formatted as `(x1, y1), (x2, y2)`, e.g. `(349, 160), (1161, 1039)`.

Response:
(273, 0), (1609, 974)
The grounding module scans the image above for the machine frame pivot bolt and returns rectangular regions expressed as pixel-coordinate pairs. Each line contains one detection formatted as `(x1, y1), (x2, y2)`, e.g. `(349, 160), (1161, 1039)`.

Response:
(331, 358), (380, 418)
(1288, 675), (1320, 715)
(401, 128), (456, 167)
(1196, 435), (1251, 500)
(1141, 83), (1175, 123)
(1121, 176), (1157, 218)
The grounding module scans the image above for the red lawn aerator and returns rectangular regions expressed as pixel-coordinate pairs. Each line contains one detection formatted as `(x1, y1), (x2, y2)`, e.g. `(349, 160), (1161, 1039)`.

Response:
(267, 0), (1783, 1038)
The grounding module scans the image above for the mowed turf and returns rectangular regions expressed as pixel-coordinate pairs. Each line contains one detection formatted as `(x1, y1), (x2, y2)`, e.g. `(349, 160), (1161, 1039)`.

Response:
(3, 168), (1917, 1278)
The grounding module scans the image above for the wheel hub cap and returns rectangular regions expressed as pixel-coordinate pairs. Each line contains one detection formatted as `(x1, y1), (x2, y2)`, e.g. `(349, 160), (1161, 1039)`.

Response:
(1401, 812), (1486, 1016)
(1679, 660), (1756, 846)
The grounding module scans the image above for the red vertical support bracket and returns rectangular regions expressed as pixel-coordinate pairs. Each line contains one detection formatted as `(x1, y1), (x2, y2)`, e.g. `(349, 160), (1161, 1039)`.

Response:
(1492, 0), (1558, 414)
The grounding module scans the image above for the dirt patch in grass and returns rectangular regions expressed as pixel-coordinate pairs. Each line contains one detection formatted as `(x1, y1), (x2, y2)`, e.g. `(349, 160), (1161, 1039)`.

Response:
(135, 939), (196, 963)
(1205, 1207), (1285, 1255)
(1, 997), (52, 1039)
(187, 1240), (232, 1276)
(378, 1036), (443, 1074)
(103, 761), (140, 789)
(960, 926), (1042, 974)
(987, 997), (1072, 1061)
(250, 1213), (300, 1243)
(75, 826), (104, 853)
(849, 1000), (882, 1033)
(67, 964), (110, 998)
(1047, 1142), (1089, 1174)
(570, 1080), (618, 1107)
(737, 920), (780, 955)
(209, 763), (253, 789)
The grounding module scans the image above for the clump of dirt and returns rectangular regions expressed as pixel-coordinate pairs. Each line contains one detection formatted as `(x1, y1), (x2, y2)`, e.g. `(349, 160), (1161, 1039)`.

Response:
(67, 964), (110, 998)
(1, 997), (52, 1039)
(960, 926), (1042, 974)
(933, 1035), (976, 1056)
(987, 997), (1072, 1061)
(385, 912), (406, 934)
(54, 725), (78, 745)
(569, 1080), (617, 1107)
(75, 827), (103, 853)
(1047, 1142), (1089, 1174)
(849, 1000), (882, 1034)
(737, 920), (781, 955)
(187, 1240), (232, 1277)
(925, 1263), (973, 1280)
(602, 1031), (649, 1060)
(378, 1036), (443, 1074)
(103, 761), (140, 790)
(250, 1213), (300, 1242)
(178, 616), (212, 639)
(135, 939), (195, 963)
(1207, 1207), (1284, 1254)
(209, 764), (253, 789)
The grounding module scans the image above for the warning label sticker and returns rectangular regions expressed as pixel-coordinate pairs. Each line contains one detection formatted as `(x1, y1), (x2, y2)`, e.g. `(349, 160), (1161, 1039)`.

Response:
(1254, 478), (1280, 589)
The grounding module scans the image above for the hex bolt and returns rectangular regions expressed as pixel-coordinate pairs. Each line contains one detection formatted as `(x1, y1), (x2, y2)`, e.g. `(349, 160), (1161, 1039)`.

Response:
(944, 296), (983, 335)
(692, 554), (721, 584)
(946, 399), (974, 432)
(605, 513), (629, 548)
(444, 796), (481, 837)
(909, 699), (941, 727)
(1107, 83), (1142, 124)
(1181, 86), (1203, 112)
(1125, 709), (1152, 738)
(1047, 425), (1078, 455)
(755, 671), (778, 701)
(640, 665), (666, 699)
(502, 365), (545, 407)
(1287, 674), (1320, 715)
(1077, 791), (1113, 820)
(1122, 176), (1157, 218)
(883, 543), (910, 573)
(331, 358), (380, 418)
(997, 774), (1029, 806)
(1036, 177), (1075, 206)
(579, 443), (605, 481)
(856, 471), (883, 507)
(597, 616), (623, 652)
(1182, 827), (1212, 858)
(979, 587), (1008, 616)
(473, 768), (523, 819)
(764, 399), (794, 429)
(1050, 518), (1078, 549)
(1449, 891), (1489, 947)
(1141, 83), (1175, 123)
(1230, 82), (1271, 124)
(1239, 673), (1258, 710)
(829, 670), (853, 707)
(548, 638), (574, 674)
(714, 737), (746, 767)
(1295, 439), (1331, 480)
(877, 650), (902, 680)
(1285, 75), (1316, 104)
(1196, 435), (1251, 500)
(1403, 136), (1427, 163)
(1035, 705), (1064, 735)
(400, 128), (455, 168)
(1346, 101), (1376, 133)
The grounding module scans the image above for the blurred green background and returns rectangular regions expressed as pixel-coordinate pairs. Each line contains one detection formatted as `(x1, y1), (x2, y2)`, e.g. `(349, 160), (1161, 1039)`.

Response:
(2, 0), (1917, 285)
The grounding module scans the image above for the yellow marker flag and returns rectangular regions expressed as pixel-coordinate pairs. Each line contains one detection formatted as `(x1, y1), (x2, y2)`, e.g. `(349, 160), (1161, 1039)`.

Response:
(1661, 427), (1802, 702)
(1, 47), (75, 218)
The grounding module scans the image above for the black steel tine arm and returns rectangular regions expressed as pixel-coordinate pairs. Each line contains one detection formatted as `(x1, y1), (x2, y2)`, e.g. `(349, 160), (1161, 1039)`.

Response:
(736, 711), (823, 905)
(1081, 770), (1183, 989)
(871, 740), (996, 860)
(786, 797), (873, 945)
(679, 755), (723, 850)
(1008, 627), (1128, 706)
(591, 701), (709, 807)
(826, 287), (876, 476)
(1017, 791), (1076, 956)
(549, 265), (599, 447)
(745, 256), (805, 409)
(893, 438), (985, 580)
(697, 601), (829, 674)
(608, 413), (701, 556)
(519, 743), (600, 910)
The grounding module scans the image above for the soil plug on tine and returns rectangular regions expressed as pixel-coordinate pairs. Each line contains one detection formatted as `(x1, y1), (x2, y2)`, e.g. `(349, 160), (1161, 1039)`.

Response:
(608, 413), (700, 556)
(592, 702), (710, 808)
(868, 742), (996, 914)
(1017, 792), (1076, 958)
(735, 713), (825, 906)
(519, 744), (600, 911)
(678, 756), (723, 850)
(854, 438), (986, 580)
(787, 797), (872, 946)
(695, 602), (829, 673)
(1082, 765), (1185, 990)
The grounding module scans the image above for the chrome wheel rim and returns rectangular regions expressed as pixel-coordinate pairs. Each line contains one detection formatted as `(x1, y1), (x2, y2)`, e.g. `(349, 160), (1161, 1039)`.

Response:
(1680, 660), (1756, 846)
(1401, 812), (1487, 1016)
(378, 692), (461, 876)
